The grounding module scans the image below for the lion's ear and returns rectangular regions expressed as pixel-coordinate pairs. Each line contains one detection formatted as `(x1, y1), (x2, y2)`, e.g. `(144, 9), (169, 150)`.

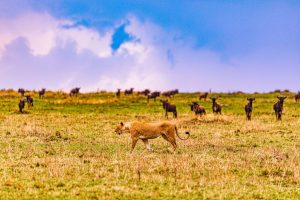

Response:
(120, 122), (124, 126)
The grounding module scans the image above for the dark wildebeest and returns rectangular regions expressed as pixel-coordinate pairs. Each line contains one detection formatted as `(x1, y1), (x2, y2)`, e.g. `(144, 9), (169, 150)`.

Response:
(199, 92), (209, 101)
(160, 100), (177, 118)
(116, 89), (121, 98)
(19, 99), (26, 113)
(38, 88), (46, 98)
(70, 87), (80, 96)
(245, 98), (255, 120)
(25, 95), (34, 107)
(137, 89), (151, 96)
(211, 97), (222, 114)
(18, 88), (25, 96)
(273, 96), (287, 121)
(162, 89), (179, 98)
(190, 102), (206, 116)
(124, 88), (134, 95)
(147, 91), (160, 102)
(170, 89), (179, 96)
(295, 91), (300, 102)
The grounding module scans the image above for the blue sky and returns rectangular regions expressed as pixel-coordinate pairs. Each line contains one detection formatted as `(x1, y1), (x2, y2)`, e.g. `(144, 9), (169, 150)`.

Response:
(0, 0), (300, 92)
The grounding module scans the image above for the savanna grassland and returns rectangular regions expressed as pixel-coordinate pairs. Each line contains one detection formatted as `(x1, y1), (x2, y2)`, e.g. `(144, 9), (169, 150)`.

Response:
(0, 90), (300, 199)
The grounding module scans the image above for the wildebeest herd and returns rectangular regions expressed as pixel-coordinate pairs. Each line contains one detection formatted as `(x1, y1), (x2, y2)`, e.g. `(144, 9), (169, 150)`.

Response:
(14, 87), (299, 121)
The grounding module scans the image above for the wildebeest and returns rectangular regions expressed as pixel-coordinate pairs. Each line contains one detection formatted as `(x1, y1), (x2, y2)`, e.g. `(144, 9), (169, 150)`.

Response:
(38, 88), (46, 98)
(19, 99), (26, 113)
(70, 87), (80, 96)
(25, 95), (34, 107)
(147, 91), (160, 102)
(273, 96), (287, 120)
(160, 100), (177, 118)
(295, 91), (300, 102)
(162, 89), (179, 98)
(245, 98), (255, 120)
(199, 92), (209, 101)
(137, 89), (151, 96)
(124, 88), (134, 95)
(18, 88), (25, 96)
(190, 102), (206, 116)
(211, 97), (222, 114)
(116, 89), (121, 98)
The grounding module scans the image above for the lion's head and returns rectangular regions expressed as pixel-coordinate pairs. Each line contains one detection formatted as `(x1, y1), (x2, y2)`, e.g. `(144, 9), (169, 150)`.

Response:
(115, 122), (129, 135)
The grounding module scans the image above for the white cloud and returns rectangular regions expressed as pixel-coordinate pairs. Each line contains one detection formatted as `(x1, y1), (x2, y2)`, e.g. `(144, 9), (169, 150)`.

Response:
(0, 12), (112, 58)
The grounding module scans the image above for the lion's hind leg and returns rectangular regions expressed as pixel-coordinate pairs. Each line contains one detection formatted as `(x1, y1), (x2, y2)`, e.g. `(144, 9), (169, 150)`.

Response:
(162, 134), (177, 151)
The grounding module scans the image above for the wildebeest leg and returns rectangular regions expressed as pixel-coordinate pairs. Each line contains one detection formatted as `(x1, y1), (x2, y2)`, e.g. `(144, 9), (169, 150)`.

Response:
(165, 111), (168, 119)
(278, 112), (282, 120)
(174, 111), (177, 118)
(131, 138), (138, 153)
(142, 139), (153, 152)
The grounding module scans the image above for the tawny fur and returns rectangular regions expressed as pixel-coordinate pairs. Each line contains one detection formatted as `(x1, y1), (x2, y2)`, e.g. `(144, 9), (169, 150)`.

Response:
(115, 121), (189, 152)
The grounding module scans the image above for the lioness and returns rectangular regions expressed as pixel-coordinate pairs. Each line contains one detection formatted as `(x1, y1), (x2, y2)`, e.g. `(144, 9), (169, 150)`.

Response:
(115, 121), (190, 152)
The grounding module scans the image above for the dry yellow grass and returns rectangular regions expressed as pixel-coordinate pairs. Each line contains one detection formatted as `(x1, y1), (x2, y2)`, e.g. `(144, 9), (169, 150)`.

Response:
(0, 91), (300, 199)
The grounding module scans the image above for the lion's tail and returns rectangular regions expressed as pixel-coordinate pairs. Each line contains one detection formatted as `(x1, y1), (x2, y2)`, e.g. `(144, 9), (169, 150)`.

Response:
(175, 126), (190, 140)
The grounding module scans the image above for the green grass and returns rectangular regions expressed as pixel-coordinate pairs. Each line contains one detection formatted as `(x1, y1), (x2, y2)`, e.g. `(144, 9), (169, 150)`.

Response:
(0, 90), (300, 199)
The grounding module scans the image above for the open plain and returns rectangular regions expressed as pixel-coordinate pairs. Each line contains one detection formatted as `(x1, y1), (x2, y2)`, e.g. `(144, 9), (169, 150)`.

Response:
(0, 90), (300, 199)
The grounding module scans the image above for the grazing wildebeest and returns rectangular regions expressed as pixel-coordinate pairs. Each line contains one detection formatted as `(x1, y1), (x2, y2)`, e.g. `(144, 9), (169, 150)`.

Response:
(137, 89), (151, 96)
(116, 89), (121, 98)
(170, 89), (179, 96)
(70, 87), (80, 96)
(124, 88), (134, 95)
(147, 91), (160, 102)
(25, 95), (34, 107)
(162, 91), (172, 98)
(18, 88), (25, 96)
(199, 92), (209, 101)
(273, 96), (287, 120)
(38, 88), (46, 98)
(211, 97), (222, 114)
(245, 98), (255, 120)
(295, 91), (300, 102)
(160, 100), (177, 118)
(19, 99), (26, 113)
(190, 102), (206, 116)
(162, 89), (179, 98)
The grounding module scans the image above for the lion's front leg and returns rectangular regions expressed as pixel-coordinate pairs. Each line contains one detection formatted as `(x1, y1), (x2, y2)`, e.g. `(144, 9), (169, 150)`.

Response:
(131, 137), (138, 153)
(142, 139), (153, 152)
